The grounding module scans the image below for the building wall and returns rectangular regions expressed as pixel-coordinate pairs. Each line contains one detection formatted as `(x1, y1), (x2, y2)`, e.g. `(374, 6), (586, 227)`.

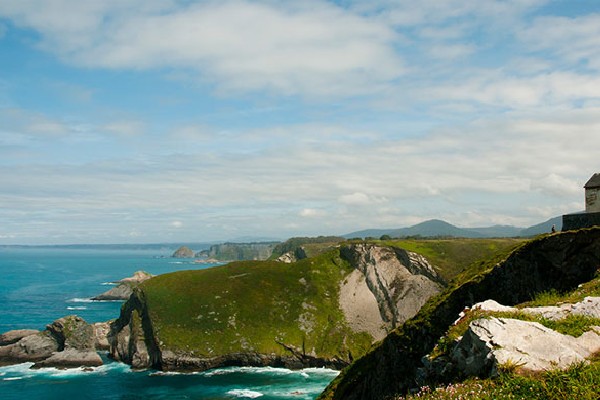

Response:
(586, 187), (600, 213)
(563, 212), (600, 231)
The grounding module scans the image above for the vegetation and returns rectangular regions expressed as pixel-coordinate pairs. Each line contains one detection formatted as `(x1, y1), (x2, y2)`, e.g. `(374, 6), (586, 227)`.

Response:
(318, 228), (600, 400)
(141, 249), (372, 360)
(397, 358), (600, 400)
(139, 236), (528, 370)
(381, 238), (525, 282)
(269, 236), (345, 260)
(400, 264), (600, 399)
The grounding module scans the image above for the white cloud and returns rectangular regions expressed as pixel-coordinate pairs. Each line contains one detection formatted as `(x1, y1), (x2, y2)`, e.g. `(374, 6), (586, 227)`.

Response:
(299, 208), (326, 218)
(0, 0), (403, 98)
(519, 13), (600, 70)
(171, 220), (183, 228)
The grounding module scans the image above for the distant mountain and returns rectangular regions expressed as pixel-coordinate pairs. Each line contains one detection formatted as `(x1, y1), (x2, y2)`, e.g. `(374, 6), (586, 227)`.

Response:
(343, 216), (565, 239)
(465, 225), (523, 238)
(519, 216), (563, 237)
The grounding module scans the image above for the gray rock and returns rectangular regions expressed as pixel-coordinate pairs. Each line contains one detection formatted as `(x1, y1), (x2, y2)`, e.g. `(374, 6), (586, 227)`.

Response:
(0, 332), (59, 365)
(339, 244), (444, 340)
(47, 315), (96, 351)
(0, 329), (39, 346)
(451, 317), (600, 376)
(472, 296), (600, 321)
(32, 349), (103, 369)
(92, 284), (134, 301)
(93, 322), (111, 351)
(172, 246), (195, 258)
(92, 271), (154, 301)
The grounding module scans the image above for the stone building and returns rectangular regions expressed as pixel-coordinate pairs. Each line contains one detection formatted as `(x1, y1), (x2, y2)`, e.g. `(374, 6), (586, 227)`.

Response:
(585, 173), (600, 213)
(563, 173), (600, 231)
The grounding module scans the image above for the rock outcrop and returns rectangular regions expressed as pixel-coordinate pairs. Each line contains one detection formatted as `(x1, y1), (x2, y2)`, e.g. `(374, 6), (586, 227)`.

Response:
(473, 297), (600, 320)
(172, 246), (195, 258)
(275, 247), (308, 263)
(319, 228), (600, 400)
(92, 271), (154, 301)
(0, 329), (39, 346)
(339, 244), (444, 340)
(451, 317), (600, 376)
(0, 315), (104, 368)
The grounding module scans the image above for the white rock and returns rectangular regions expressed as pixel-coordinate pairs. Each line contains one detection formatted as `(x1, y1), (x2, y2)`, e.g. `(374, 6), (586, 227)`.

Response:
(452, 317), (600, 376)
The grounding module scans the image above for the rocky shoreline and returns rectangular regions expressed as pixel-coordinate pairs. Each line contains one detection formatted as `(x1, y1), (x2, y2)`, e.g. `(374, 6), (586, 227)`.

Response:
(0, 316), (109, 368)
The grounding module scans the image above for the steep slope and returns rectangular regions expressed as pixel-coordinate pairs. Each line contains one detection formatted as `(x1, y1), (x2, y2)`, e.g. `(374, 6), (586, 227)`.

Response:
(319, 228), (600, 400)
(108, 245), (445, 371)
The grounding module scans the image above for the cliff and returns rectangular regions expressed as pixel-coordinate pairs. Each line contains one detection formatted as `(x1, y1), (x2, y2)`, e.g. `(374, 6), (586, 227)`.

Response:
(197, 242), (279, 261)
(318, 228), (600, 400)
(108, 244), (445, 371)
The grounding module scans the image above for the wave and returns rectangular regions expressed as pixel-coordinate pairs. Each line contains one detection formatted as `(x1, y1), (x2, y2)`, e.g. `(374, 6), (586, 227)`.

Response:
(0, 361), (132, 381)
(100, 282), (117, 286)
(202, 366), (340, 378)
(227, 389), (264, 398)
(66, 298), (122, 303)
(66, 306), (88, 311)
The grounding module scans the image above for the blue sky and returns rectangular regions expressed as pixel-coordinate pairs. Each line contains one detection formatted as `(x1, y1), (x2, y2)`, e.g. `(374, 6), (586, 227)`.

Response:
(0, 0), (599, 244)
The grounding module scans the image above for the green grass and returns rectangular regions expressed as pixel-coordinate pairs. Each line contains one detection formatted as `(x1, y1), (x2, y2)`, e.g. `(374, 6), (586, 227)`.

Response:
(141, 249), (372, 360)
(379, 238), (526, 282)
(398, 358), (600, 400)
(318, 229), (600, 400)
(406, 271), (600, 399)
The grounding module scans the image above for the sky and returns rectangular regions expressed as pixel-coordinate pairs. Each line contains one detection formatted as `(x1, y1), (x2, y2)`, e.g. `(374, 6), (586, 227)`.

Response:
(0, 0), (599, 245)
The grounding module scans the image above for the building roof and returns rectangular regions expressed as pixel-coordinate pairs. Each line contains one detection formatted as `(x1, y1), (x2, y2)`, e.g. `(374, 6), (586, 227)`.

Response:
(585, 173), (600, 189)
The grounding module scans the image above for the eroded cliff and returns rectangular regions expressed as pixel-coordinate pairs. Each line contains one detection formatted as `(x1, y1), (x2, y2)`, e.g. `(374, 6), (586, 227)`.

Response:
(319, 228), (600, 400)
(108, 244), (445, 372)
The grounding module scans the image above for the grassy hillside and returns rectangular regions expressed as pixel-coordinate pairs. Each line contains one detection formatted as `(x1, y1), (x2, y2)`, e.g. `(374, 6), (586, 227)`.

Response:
(141, 249), (372, 360)
(399, 270), (600, 400)
(379, 238), (525, 282)
(137, 237), (531, 369)
(318, 229), (600, 400)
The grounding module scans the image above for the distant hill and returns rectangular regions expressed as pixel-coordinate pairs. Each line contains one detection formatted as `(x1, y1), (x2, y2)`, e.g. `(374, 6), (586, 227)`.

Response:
(343, 217), (564, 239)
(519, 216), (563, 237)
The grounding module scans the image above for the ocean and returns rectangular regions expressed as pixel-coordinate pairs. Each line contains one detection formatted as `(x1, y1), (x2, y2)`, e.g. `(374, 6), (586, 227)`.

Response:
(0, 247), (337, 399)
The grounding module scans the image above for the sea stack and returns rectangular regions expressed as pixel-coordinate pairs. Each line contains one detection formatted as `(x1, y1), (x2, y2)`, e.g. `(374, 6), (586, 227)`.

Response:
(172, 246), (195, 258)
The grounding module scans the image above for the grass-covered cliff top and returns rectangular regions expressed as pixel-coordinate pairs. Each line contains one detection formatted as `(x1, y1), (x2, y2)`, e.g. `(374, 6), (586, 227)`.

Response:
(139, 237), (526, 365)
(141, 249), (373, 360)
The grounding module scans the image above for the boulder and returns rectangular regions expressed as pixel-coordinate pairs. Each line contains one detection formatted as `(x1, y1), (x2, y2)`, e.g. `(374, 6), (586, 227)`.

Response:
(0, 329), (39, 346)
(32, 348), (103, 369)
(0, 331), (59, 365)
(451, 317), (600, 376)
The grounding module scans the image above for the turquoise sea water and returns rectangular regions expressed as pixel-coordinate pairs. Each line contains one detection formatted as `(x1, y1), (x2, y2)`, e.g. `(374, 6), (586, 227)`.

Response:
(0, 247), (337, 399)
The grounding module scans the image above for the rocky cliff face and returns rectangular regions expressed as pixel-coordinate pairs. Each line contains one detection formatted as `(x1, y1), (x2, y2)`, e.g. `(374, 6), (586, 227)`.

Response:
(319, 228), (600, 400)
(339, 244), (444, 340)
(108, 244), (444, 372)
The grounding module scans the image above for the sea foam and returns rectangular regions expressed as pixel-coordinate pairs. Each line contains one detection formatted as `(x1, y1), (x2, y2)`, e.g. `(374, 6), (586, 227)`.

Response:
(227, 388), (264, 398)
